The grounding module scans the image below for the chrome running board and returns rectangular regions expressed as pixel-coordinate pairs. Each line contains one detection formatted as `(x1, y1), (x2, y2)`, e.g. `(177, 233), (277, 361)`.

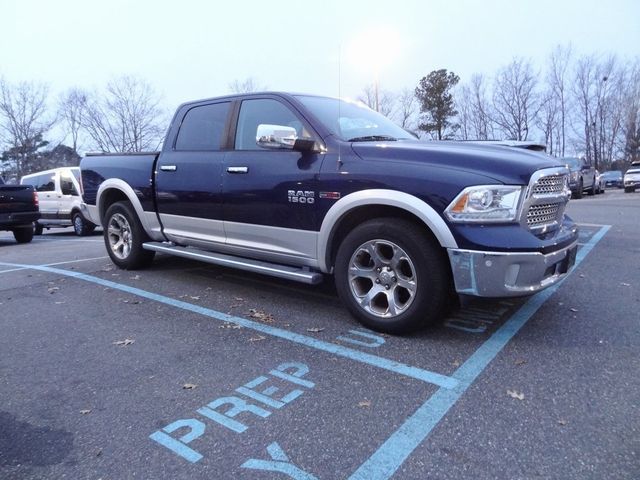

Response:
(143, 242), (323, 285)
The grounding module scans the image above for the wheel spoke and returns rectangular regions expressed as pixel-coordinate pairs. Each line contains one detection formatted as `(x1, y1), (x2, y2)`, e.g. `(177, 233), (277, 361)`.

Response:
(349, 264), (377, 281)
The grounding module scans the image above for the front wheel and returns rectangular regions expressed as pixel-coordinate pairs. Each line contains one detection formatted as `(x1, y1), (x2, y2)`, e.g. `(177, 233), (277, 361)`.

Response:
(73, 212), (96, 236)
(334, 218), (451, 334)
(103, 202), (155, 269)
(574, 179), (584, 199)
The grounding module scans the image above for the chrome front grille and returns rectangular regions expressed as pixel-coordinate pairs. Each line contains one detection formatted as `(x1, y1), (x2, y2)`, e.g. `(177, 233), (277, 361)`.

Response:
(531, 174), (567, 195)
(521, 167), (571, 233)
(527, 203), (561, 227)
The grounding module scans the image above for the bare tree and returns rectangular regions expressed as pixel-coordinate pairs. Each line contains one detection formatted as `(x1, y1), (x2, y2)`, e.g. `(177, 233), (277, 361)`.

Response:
(620, 61), (640, 163)
(58, 88), (87, 153)
(457, 74), (494, 140)
(81, 76), (165, 153)
(228, 77), (267, 94)
(547, 45), (573, 157)
(492, 58), (540, 141)
(392, 88), (418, 131)
(0, 78), (53, 178)
(358, 84), (396, 117)
(536, 89), (560, 154)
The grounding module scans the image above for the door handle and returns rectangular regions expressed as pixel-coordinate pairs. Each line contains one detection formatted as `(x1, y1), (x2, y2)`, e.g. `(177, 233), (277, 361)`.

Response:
(160, 165), (177, 172)
(227, 166), (249, 174)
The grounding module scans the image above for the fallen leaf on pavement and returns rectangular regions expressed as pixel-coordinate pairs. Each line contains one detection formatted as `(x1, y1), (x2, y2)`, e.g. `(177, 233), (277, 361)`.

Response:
(190, 296), (200, 300)
(452, 360), (461, 367)
(249, 335), (266, 342)
(48, 287), (59, 294)
(113, 339), (135, 346)
(515, 359), (527, 366)
(248, 309), (274, 323)
(182, 383), (198, 390)
(557, 419), (568, 426)
(219, 322), (242, 329)
(506, 389), (525, 400)
(620, 282), (631, 287)
(307, 327), (325, 333)
(569, 308), (578, 313)
(80, 409), (92, 415)
(358, 400), (371, 408)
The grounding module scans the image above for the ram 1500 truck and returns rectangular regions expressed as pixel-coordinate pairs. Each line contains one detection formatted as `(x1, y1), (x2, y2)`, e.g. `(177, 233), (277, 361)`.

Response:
(80, 92), (578, 333)
(0, 176), (40, 243)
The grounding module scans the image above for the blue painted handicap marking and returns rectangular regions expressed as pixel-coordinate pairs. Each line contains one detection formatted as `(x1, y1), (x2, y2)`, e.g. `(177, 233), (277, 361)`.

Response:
(336, 329), (386, 348)
(242, 442), (317, 479)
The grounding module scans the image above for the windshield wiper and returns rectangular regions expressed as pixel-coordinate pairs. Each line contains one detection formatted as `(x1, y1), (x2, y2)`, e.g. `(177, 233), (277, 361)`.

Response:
(347, 135), (398, 142)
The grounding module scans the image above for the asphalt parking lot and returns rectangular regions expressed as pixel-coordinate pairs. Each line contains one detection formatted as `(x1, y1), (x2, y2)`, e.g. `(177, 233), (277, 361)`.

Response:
(1, 189), (638, 480)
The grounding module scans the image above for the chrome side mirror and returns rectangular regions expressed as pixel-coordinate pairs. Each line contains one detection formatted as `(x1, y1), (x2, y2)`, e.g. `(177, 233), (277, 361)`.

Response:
(256, 124), (297, 149)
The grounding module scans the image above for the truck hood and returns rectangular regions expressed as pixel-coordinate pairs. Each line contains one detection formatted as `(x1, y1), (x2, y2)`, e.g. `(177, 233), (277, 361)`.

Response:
(350, 140), (563, 185)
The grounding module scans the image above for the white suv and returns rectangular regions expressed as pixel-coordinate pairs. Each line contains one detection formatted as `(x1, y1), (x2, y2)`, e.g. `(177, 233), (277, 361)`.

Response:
(20, 167), (97, 236)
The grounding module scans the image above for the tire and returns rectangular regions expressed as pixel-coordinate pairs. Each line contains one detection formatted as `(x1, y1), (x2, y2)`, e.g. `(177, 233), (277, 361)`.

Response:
(574, 180), (583, 199)
(334, 218), (451, 334)
(103, 201), (155, 269)
(13, 226), (34, 244)
(587, 178), (596, 195)
(624, 187), (633, 193)
(72, 212), (96, 236)
(33, 222), (43, 235)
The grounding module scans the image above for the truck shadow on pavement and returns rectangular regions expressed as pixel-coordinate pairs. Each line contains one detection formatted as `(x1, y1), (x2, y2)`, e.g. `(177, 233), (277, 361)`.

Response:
(0, 411), (74, 468)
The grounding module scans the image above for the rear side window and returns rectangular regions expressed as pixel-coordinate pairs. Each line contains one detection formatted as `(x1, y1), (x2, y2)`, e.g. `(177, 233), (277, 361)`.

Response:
(175, 102), (230, 151)
(23, 173), (55, 192)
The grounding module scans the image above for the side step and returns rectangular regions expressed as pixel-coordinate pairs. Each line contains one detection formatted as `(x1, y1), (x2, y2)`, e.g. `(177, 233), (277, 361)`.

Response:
(142, 242), (323, 285)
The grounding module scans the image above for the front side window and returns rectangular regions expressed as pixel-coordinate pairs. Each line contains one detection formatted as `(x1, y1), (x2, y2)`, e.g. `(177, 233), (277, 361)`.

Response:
(175, 102), (230, 151)
(235, 99), (308, 150)
(60, 173), (77, 195)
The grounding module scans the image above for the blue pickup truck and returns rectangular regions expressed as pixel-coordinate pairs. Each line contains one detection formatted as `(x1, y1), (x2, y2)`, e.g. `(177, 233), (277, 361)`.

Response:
(80, 92), (578, 333)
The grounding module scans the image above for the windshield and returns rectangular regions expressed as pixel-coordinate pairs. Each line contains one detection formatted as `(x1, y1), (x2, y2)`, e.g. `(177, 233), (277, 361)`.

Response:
(562, 158), (581, 168)
(296, 95), (414, 142)
(602, 171), (621, 178)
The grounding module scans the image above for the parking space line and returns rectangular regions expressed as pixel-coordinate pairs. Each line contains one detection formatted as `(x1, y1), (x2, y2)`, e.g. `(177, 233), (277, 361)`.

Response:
(0, 261), (458, 389)
(348, 225), (610, 480)
(0, 256), (109, 274)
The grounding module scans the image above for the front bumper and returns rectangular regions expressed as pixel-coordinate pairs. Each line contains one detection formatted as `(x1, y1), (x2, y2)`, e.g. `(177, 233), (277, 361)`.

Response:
(448, 240), (578, 297)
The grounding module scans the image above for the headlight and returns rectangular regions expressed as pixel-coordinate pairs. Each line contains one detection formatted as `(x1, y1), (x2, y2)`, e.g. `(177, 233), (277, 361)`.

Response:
(445, 185), (522, 222)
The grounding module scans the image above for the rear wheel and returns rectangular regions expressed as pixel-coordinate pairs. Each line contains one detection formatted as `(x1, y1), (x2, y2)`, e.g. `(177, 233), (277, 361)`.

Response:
(13, 226), (34, 244)
(72, 212), (96, 236)
(103, 201), (155, 269)
(587, 178), (596, 195)
(33, 222), (43, 235)
(334, 218), (451, 334)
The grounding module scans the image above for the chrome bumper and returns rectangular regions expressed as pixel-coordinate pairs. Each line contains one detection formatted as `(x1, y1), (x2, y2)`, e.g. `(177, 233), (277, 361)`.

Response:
(448, 241), (578, 297)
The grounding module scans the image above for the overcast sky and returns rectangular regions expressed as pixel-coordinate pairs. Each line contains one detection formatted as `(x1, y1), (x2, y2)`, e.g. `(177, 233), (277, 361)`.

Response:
(2, 0), (639, 111)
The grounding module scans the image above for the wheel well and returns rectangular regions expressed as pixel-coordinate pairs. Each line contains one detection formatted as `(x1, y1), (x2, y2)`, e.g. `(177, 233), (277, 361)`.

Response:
(99, 189), (129, 223)
(326, 205), (443, 270)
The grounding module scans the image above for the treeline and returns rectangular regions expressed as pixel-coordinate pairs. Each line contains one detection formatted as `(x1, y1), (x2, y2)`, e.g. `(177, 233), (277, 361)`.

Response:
(367, 46), (639, 171)
(1, 45), (638, 182)
(0, 76), (166, 182)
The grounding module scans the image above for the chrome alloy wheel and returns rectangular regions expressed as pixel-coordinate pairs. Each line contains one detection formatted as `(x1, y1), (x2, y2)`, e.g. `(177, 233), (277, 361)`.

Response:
(347, 239), (417, 318)
(107, 213), (133, 260)
(73, 215), (83, 234)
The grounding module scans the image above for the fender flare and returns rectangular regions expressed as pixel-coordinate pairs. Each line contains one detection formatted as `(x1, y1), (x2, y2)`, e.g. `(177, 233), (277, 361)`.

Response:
(317, 189), (458, 272)
(96, 179), (162, 236)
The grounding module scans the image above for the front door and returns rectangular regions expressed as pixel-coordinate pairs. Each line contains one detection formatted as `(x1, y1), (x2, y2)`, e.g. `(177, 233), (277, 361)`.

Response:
(222, 97), (324, 262)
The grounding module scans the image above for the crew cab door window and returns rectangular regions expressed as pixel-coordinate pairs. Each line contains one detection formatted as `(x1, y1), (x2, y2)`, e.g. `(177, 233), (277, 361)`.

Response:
(234, 99), (308, 150)
(175, 103), (230, 151)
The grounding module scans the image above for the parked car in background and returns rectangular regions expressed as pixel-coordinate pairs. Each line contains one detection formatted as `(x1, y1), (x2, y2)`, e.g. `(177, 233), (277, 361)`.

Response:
(601, 170), (623, 189)
(20, 167), (97, 236)
(624, 166), (640, 193)
(594, 170), (605, 194)
(562, 157), (597, 198)
(0, 175), (40, 243)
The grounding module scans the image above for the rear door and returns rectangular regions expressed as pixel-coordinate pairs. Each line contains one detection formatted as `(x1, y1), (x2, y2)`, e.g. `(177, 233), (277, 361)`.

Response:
(25, 173), (58, 220)
(58, 169), (80, 220)
(155, 101), (231, 248)
(222, 97), (324, 263)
